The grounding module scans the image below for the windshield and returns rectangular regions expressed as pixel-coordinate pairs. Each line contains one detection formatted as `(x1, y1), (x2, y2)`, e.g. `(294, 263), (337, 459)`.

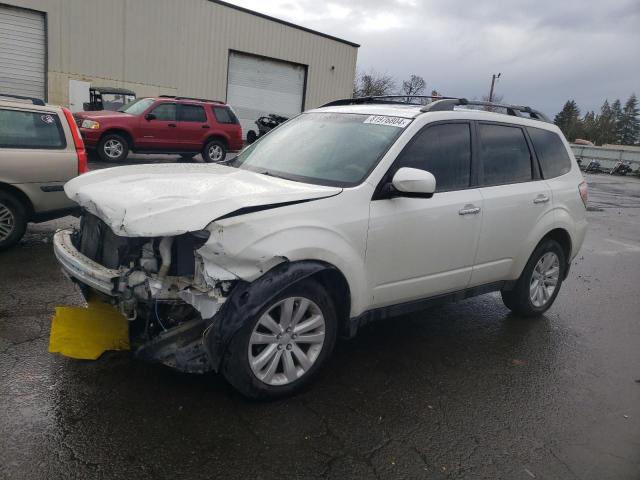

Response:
(232, 112), (409, 187)
(118, 98), (154, 115)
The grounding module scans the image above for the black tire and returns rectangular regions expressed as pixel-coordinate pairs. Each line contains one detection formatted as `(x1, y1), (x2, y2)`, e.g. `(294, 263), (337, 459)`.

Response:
(202, 139), (227, 163)
(98, 133), (129, 162)
(222, 279), (338, 400)
(246, 130), (257, 144)
(501, 239), (566, 317)
(0, 191), (28, 251)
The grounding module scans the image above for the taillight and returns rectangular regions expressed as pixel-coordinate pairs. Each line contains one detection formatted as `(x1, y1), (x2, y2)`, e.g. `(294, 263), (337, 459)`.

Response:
(62, 107), (88, 175)
(578, 181), (588, 208)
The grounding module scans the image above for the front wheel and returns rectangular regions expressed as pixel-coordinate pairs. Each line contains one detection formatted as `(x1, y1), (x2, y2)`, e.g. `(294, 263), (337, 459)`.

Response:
(202, 139), (227, 163)
(98, 134), (129, 162)
(222, 279), (337, 399)
(501, 239), (566, 317)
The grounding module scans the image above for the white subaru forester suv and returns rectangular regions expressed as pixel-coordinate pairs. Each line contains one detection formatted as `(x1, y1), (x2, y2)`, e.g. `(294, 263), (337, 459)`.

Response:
(54, 97), (588, 399)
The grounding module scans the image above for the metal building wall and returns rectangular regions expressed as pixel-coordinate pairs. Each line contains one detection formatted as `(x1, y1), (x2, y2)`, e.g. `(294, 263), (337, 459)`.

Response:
(1, 0), (358, 107)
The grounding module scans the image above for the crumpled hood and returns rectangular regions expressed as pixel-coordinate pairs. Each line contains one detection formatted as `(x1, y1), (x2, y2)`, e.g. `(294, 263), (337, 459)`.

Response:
(65, 163), (341, 237)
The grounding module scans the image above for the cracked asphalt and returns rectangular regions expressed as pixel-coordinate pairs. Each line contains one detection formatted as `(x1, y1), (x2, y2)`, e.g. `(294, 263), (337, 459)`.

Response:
(1, 170), (639, 479)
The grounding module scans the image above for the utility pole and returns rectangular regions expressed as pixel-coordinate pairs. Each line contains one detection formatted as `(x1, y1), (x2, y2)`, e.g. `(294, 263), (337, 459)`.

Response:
(489, 73), (501, 102)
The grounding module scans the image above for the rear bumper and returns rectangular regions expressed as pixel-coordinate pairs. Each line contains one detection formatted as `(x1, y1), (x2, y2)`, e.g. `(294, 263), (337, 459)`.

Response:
(53, 229), (118, 295)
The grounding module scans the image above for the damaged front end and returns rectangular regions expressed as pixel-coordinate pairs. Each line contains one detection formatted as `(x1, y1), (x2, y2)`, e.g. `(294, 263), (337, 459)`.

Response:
(53, 213), (238, 373)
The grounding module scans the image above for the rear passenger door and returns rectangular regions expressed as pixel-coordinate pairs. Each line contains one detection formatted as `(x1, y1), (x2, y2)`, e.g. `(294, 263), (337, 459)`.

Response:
(176, 103), (209, 150)
(469, 122), (553, 286)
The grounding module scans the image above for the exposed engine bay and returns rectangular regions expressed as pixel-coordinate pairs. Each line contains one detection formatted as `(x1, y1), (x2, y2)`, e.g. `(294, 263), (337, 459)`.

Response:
(69, 213), (237, 372)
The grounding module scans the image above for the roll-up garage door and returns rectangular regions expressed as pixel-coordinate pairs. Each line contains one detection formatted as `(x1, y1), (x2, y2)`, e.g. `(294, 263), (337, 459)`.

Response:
(227, 51), (306, 139)
(0, 5), (46, 100)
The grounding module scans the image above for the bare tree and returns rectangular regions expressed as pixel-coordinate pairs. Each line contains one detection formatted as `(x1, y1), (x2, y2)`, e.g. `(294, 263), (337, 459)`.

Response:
(481, 93), (504, 111)
(401, 74), (426, 102)
(353, 70), (396, 98)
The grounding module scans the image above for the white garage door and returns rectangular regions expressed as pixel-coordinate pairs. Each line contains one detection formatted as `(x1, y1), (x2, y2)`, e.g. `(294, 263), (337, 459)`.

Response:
(0, 5), (46, 100)
(227, 52), (306, 139)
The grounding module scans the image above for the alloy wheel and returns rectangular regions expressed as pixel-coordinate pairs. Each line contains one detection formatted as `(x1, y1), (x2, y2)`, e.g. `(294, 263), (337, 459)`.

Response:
(209, 144), (223, 162)
(104, 139), (124, 159)
(248, 297), (326, 386)
(529, 252), (560, 308)
(0, 203), (15, 242)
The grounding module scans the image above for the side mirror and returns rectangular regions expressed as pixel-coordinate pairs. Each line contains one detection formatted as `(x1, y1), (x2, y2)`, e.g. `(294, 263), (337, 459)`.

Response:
(389, 167), (436, 198)
(144, 113), (156, 121)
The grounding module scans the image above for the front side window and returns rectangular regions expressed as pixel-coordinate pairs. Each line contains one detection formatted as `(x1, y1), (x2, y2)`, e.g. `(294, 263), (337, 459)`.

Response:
(178, 104), (206, 122)
(233, 112), (408, 186)
(150, 103), (176, 121)
(479, 124), (532, 186)
(394, 123), (471, 191)
(527, 127), (572, 179)
(118, 97), (154, 115)
(0, 109), (65, 149)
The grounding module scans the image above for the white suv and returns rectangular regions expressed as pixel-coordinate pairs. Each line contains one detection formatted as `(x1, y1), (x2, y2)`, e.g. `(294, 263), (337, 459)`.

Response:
(54, 97), (588, 398)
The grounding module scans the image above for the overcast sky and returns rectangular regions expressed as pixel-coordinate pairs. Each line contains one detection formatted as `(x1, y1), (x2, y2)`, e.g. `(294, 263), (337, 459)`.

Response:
(227, 0), (640, 117)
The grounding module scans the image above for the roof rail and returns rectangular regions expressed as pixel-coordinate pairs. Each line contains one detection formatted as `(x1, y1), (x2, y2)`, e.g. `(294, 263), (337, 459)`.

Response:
(159, 95), (224, 104)
(322, 95), (456, 107)
(0, 93), (45, 106)
(421, 98), (550, 122)
(321, 95), (550, 123)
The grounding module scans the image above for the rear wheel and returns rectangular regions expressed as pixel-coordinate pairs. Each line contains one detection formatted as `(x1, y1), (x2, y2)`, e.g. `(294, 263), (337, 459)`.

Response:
(501, 239), (566, 317)
(246, 130), (257, 144)
(222, 279), (337, 399)
(98, 134), (129, 162)
(202, 139), (226, 163)
(0, 191), (28, 251)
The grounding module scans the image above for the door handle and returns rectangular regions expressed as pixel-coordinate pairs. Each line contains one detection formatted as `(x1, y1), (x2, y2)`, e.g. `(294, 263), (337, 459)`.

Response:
(458, 205), (481, 215)
(201, 125), (210, 129)
(168, 123), (177, 128)
(533, 194), (550, 204)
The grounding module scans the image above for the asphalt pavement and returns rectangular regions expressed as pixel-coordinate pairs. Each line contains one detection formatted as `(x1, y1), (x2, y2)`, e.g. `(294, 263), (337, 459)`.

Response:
(0, 170), (639, 479)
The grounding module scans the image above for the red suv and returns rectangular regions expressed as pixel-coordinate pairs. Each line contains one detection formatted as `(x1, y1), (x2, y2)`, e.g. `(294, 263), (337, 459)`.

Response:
(73, 96), (243, 163)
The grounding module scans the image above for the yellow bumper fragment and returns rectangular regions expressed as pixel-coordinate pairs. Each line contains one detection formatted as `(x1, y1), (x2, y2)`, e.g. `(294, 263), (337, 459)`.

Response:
(49, 301), (130, 360)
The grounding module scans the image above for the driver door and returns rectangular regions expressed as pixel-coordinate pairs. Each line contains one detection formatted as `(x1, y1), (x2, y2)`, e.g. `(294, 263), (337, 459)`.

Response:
(366, 122), (483, 308)
(137, 102), (179, 149)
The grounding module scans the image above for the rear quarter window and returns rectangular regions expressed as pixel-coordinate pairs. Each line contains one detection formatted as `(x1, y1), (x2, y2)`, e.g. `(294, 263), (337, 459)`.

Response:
(0, 109), (66, 149)
(213, 106), (238, 124)
(527, 127), (572, 178)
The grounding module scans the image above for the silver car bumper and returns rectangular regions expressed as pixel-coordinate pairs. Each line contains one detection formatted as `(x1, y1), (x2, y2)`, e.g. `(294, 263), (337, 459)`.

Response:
(53, 229), (118, 295)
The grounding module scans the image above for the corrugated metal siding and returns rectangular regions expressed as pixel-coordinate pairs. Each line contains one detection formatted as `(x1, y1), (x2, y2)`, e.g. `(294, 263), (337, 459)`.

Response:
(1, 0), (357, 107)
(0, 4), (45, 98)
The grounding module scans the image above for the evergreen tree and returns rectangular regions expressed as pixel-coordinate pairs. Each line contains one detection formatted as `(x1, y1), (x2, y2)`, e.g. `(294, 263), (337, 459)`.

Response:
(619, 94), (640, 145)
(595, 100), (617, 145)
(554, 100), (583, 141)
(582, 111), (598, 143)
(611, 99), (624, 143)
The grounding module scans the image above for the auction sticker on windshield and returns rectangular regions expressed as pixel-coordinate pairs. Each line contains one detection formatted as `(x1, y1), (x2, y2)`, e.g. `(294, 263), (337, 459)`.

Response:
(364, 115), (411, 128)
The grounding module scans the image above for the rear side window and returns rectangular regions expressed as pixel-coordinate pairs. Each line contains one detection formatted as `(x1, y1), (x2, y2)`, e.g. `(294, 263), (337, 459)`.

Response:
(479, 124), (532, 186)
(527, 127), (572, 178)
(0, 109), (65, 149)
(394, 123), (471, 191)
(150, 103), (176, 121)
(178, 104), (206, 122)
(213, 106), (238, 124)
